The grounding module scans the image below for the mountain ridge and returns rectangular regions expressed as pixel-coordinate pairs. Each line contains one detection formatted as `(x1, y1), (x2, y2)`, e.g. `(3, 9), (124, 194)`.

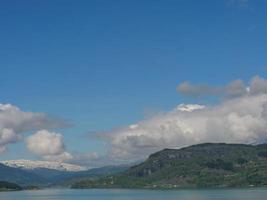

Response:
(0, 160), (87, 172)
(72, 143), (267, 189)
(0, 161), (128, 187)
(0, 163), (48, 186)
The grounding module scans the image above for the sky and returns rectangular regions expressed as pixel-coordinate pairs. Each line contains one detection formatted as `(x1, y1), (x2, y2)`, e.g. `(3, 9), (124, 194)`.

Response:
(1, 0), (267, 167)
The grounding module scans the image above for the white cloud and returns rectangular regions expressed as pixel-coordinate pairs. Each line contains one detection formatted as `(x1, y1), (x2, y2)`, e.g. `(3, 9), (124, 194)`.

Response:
(64, 75), (267, 166)
(176, 81), (219, 98)
(0, 128), (21, 145)
(176, 104), (205, 112)
(99, 92), (267, 162)
(27, 130), (65, 156)
(26, 130), (104, 167)
(24, 75), (267, 167)
(224, 79), (247, 98)
(250, 75), (267, 95)
(5, 76), (267, 168)
(0, 104), (68, 154)
(26, 130), (72, 162)
(177, 76), (267, 99)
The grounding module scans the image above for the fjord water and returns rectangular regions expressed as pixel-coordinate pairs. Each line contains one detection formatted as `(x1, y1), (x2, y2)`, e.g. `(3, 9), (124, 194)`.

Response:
(0, 189), (267, 200)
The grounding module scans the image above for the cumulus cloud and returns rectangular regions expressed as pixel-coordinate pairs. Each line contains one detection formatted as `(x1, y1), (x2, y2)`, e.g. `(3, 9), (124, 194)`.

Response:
(250, 75), (267, 95)
(176, 81), (219, 98)
(0, 129), (21, 146)
(6, 76), (267, 168)
(0, 104), (69, 154)
(26, 130), (104, 167)
(177, 76), (267, 99)
(95, 76), (267, 163)
(26, 130), (73, 162)
(224, 79), (247, 98)
(25, 75), (267, 167)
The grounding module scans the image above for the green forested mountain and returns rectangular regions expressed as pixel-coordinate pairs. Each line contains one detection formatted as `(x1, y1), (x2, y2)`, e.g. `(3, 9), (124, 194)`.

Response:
(0, 181), (22, 191)
(72, 143), (267, 189)
(53, 165), (129, 187)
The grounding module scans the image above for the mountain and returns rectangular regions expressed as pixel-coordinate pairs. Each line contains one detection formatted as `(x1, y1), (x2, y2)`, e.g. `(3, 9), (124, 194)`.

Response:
(0, 181), (22, 191)
(52, 165), (130, 187)
(0, 160), (87, 172)
(0, 163), (48, 186)
(72, 143), (267, 189)
(0, 160), (128, 187)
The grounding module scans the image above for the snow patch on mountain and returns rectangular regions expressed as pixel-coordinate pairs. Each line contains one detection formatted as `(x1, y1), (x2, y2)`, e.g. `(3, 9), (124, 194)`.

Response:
(0, 159), (87, 172)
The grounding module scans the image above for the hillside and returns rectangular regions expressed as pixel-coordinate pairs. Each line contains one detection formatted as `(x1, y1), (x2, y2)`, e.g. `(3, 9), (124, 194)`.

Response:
(53, 165), (129, 187)
(0, 181), (22, 191)
(0, 162), (128, 187)
(0, 163), (48, 186)
(72, 143), (267, 189)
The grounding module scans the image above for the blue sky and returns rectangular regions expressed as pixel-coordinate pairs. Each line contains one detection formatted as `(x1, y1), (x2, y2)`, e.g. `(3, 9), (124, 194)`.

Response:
(1, 0), (267, 165)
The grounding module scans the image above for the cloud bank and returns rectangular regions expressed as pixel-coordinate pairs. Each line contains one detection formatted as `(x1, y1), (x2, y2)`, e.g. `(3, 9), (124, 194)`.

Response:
(22, 75), (267, 167)
(0, 104), (69, 153)
(97, 76), (267, 163)
(176, 76), (267, 98)
(3, 75), (267, 168)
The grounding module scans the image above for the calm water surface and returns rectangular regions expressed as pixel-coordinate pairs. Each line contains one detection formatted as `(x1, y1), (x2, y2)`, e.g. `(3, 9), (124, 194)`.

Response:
(0, 188), (267, 200)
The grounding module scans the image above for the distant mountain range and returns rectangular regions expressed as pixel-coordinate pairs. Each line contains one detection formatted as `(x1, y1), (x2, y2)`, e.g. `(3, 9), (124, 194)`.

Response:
(0, 163), (48, 186)
(72, 143), (267, 189)
(3, 143), (267, 189)
(0, 160), (87, 172)
(0, 160), (128, 187)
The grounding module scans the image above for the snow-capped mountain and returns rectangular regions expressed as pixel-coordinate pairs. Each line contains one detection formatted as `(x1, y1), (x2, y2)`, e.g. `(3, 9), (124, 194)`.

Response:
(0, 160), (87, 172)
